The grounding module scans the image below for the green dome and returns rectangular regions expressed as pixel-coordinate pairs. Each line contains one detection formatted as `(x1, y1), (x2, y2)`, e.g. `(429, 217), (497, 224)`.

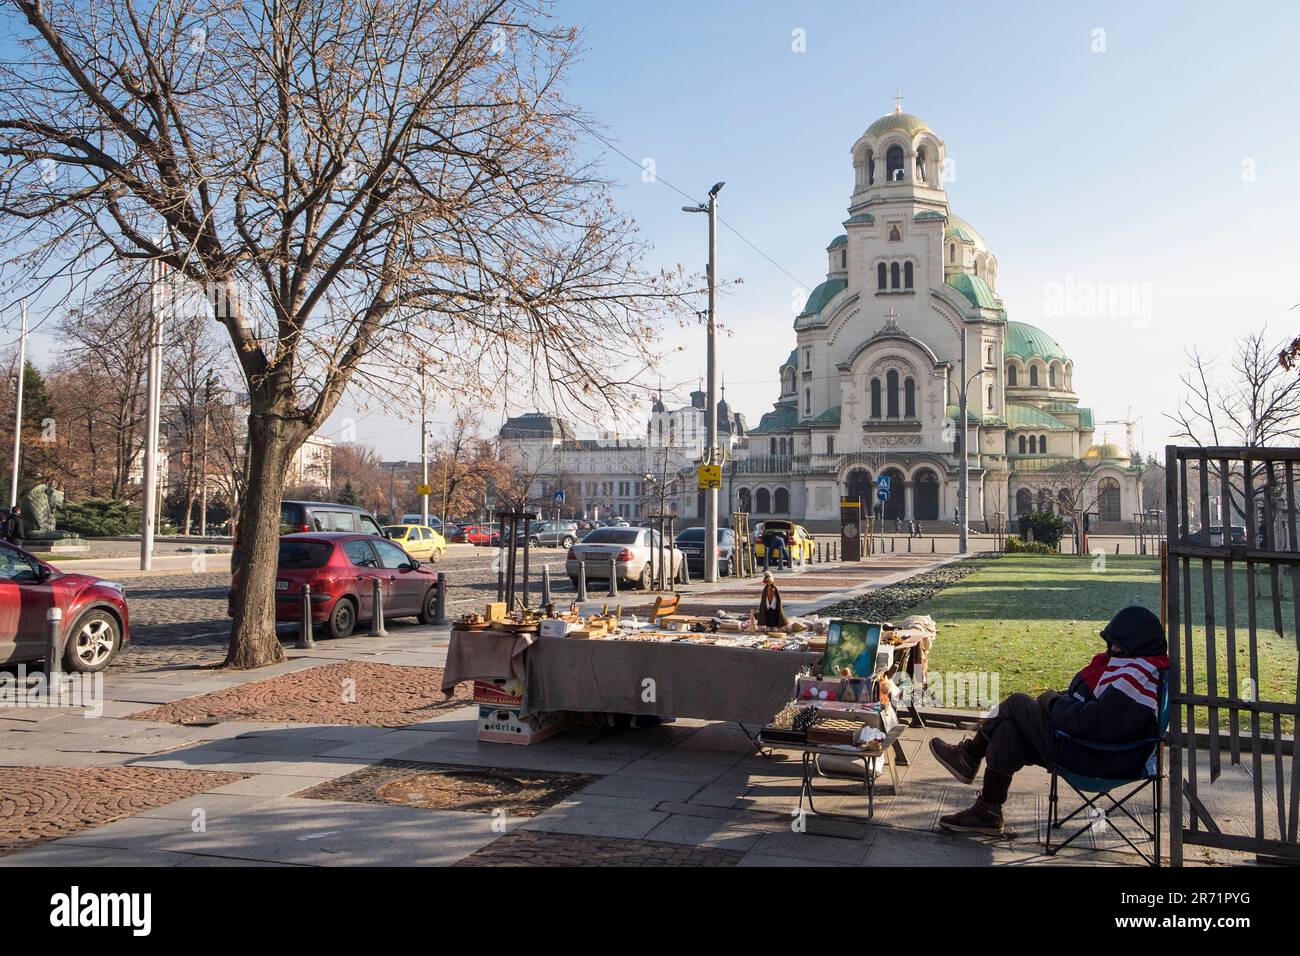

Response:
(798, 278), (847, 318)
(944, 214), (987, 250)
(946, 273), (1000, 311)
(1006, 320), (1069, 362)
(865, 110), (931, 139)
(827, 234), (847, 249)
(1006, 403), (1072, 431)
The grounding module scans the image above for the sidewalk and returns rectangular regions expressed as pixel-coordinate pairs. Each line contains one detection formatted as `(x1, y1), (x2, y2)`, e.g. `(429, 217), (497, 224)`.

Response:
(0, 554), (1241, 867)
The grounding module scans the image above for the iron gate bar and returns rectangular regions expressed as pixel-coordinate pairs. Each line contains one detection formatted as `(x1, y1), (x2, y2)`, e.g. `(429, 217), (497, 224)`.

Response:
(1165, 444), (1300, 864)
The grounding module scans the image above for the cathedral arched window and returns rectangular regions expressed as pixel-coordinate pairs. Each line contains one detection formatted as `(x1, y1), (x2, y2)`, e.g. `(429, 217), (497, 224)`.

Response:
(769, 437), (777, 456)
(904, 378), (915, 418)
(870, 378), (882, 418)
(1041, 433), (1048, 452)
(949, 243), (956, 263)
(1048, 365), (1057, 388)
(886, 145), (905, 181)
(1029, 435), (1037, 454)
(1018, 435), (1026, 454)
(916, 146), (928, 184)
(904, 261), (914, 289)
(1007, 364), (1017, 386)
(804, 388), (811, 416)
(774, 488), (790, 513)
(890, 262), (900, 289)
(886, 370), (900, 418)
(1029, 366), (1039, 387)
(865, 148), (875, 186)
(877, 262), (887, 290)
(755, 488), (771, 514)
(841, 250), (847, 270)
(987, 384), (994, 410)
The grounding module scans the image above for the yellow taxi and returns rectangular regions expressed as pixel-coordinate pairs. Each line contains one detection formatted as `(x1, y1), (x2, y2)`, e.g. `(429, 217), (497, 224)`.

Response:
(383, 524), (446, 562)
(753, 521), (816, 563)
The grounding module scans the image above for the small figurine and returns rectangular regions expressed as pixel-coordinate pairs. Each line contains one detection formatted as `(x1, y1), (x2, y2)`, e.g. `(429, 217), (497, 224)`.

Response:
(756, 571), (787, 628)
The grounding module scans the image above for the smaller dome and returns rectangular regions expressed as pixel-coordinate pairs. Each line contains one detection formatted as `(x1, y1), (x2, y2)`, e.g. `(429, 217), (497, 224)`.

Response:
(1006, 321), (1069, 363)
(944, 214), (987, 252)
(1084, 442), (1130, 464)
(865, 110), (931, 139)
(827, 234), (847, 249)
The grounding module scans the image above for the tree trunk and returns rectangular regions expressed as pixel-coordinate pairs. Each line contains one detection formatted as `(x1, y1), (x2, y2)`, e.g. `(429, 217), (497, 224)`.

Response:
(224, 398), (298, 669)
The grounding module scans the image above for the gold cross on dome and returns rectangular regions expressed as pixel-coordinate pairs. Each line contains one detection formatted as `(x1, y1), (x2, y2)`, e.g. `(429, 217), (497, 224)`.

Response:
(893, 90), (903, 113)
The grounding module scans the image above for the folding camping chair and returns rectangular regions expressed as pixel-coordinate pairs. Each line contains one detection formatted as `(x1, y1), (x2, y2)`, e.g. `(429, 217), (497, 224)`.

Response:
(1045, 676), (1168, 866)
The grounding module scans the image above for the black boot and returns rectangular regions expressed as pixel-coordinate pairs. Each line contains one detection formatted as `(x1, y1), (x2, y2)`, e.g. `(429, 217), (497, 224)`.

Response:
(929, 737), (980, 785)
(938, 770), (1011, 836)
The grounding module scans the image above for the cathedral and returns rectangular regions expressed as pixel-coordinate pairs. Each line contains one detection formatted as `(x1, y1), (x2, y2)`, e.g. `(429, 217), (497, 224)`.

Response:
(738, 102), (1144, 532)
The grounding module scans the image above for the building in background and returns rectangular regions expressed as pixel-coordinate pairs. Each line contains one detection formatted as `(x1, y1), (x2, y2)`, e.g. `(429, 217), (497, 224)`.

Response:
(498, 389), (747, 521)
(737, 102), (1143, 531)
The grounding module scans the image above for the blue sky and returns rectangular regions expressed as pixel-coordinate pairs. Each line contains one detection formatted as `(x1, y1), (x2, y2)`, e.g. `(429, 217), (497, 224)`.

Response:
(11, 1), (1300, 458)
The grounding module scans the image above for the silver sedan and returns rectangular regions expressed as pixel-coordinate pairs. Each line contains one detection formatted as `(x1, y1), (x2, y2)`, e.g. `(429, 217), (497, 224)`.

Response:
(565, 526), (683, 589)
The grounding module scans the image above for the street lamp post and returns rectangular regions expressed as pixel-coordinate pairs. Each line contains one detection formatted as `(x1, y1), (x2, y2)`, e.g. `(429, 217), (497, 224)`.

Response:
(955, 327), (985, 556)
(683, 181), (724, 582)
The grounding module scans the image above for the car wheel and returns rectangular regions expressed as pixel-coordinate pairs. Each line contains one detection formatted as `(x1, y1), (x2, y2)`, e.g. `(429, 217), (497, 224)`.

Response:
(431, 547), (443, 562)
(416, 587), (439, 625)
(561, 536), (574, 549)
(327, 598), (357, 639)
(637, 564), (652, 590)
(63, 609), (120, 673)
(528, 537), (540, 548)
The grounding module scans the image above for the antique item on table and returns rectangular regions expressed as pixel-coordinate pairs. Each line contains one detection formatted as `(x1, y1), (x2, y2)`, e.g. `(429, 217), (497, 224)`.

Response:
(756, 572), (787, 629)
(485, 602), (507, 622)
(822, 620), (883, 679)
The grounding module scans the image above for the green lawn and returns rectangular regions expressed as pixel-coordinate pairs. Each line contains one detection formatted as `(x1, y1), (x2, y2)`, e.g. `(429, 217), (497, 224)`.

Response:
(917, 555), (1297, 729)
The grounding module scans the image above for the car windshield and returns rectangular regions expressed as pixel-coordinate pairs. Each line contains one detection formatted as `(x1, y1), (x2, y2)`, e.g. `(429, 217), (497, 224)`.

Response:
(582, 528), (640, 544)
(677, 528), (705, 542)
(278, 541), (333, 568)
(383, 526), (409, 537)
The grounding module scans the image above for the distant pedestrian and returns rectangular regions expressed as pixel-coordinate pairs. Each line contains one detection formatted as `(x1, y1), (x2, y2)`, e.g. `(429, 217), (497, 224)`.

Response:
(894, 516), (903, 534)
(4, 506), (25, 547)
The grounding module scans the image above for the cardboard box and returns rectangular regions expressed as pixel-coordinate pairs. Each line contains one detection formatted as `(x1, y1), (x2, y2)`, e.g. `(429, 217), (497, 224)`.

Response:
(472, 678), (524, 707)
(476, 705), (566, 745)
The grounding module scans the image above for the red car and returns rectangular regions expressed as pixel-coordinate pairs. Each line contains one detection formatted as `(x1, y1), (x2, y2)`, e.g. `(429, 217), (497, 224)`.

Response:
(462, 524), (499, 547)
(229, 532), (440, 639)
(0, 543), (130, 672)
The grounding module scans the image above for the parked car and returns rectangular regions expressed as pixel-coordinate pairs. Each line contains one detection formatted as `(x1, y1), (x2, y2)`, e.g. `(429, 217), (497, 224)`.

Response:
(0, 542), (129, 672)
(566, 526), (683, 590)
(753, 520), (816, 563)
(382, 524), (446, 561)
(400, 514), (443, 533)
(460, 523), (500, 546)
(281, 501), (385, 536)
(516, 520), (580, 549)
(674, 526), (738, 577)
(228, 532), (441, 639)
(1185, 525), (1248, 547)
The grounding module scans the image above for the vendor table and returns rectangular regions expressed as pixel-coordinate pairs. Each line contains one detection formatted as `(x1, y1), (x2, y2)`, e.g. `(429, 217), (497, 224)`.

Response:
(757, 724), (908, 835)
(521, 635), (821, 725)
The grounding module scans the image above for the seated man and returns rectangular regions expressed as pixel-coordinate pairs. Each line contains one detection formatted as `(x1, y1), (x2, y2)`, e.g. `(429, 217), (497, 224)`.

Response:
(929, 605), (1168, 836)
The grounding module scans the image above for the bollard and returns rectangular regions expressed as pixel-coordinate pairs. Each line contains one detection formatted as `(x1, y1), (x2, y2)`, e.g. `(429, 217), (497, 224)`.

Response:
(522, 538), (531, 608)
(890, 537), (895, 553)
(1115, 543), (1120, 556)
(931, 538), (936, 553)
(496, 566), (505, 603)
(832, 541), (837, 561)
(577, 559), (588, 602)
(681, 554), (691, 585)
(297, 583), (316, 648)
(541, 564), (552, 607)
(433, 571), (448, 626)
(817, 541), (823, 563)
(44, 606), (63, 688)
(607, 556), (619, 598)
(367, 577), (388, 637)
(907, 536), (912, 553)
(764, 545), (770, 573)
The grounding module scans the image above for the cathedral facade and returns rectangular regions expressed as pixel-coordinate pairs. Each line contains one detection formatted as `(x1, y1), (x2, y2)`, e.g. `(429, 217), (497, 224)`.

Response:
(737, 104), (1143, 531)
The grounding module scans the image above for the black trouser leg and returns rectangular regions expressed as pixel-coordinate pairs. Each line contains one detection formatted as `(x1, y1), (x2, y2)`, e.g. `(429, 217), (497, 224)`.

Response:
(976, 693), (1055, 804)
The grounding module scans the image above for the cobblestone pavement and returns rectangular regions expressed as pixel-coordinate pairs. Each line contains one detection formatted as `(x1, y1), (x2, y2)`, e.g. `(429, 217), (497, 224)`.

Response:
(451, 829), (745, 866)
(0, 766), (246, 856)
(128, 661), (472, 726)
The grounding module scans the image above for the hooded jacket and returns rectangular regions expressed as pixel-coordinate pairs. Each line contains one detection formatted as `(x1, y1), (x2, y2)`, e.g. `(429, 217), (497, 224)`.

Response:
(1049, 605), (1168, 778)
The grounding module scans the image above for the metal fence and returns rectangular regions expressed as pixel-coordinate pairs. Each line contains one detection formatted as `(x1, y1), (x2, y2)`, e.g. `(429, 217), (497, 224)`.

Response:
(1164, 445), (1300, 865)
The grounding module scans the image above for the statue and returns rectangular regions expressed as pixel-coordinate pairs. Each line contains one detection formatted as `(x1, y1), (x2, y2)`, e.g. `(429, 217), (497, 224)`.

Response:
(19, 483), (64, 537)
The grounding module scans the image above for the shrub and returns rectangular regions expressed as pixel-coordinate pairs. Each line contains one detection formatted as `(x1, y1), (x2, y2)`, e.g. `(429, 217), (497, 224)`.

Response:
(1016, 509), (1067, 548)
(1005, 535), (1056, 555)
(58, 498), (141, 537)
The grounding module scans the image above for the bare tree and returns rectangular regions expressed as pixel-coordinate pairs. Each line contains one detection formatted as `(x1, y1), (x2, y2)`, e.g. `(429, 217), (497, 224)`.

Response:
(1, 0), (688, 666)
(1168, 326), (1300, 450)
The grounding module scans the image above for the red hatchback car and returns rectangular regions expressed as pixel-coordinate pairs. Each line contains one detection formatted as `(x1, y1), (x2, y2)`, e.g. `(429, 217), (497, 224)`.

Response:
(229, 532), (440, 639)
(0, 542), (130, 672)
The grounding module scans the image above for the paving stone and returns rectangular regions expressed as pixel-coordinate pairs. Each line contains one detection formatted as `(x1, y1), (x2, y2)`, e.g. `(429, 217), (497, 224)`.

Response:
(452, 829), (745, 867)
(643, 814), (767, 851)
